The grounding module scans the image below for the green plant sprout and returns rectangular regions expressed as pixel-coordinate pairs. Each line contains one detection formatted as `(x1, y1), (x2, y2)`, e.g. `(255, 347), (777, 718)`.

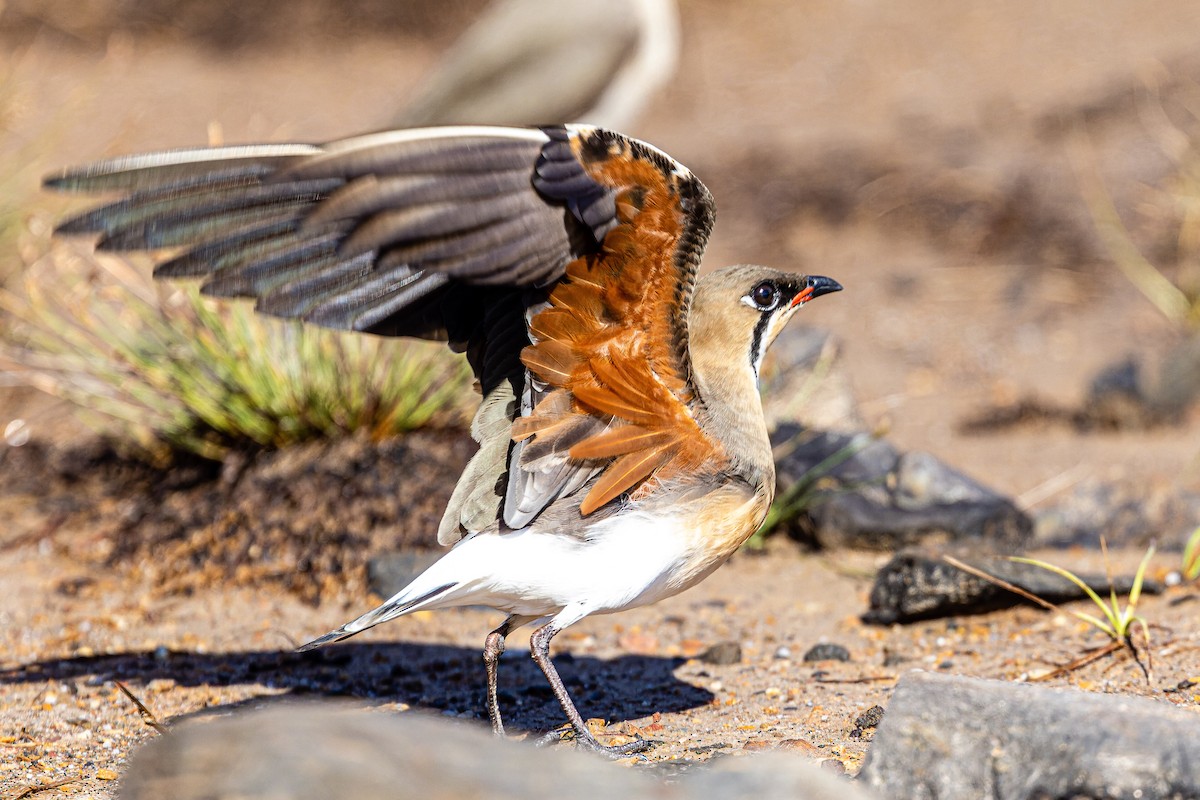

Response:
(1184, 525), (1200, 582)
(1010, 539), (1154, 646)
(945, 538), (1156, 683)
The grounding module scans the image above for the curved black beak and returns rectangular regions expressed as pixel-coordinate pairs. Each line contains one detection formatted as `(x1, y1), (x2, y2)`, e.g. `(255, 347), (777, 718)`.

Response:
(790, 275), (844, 307)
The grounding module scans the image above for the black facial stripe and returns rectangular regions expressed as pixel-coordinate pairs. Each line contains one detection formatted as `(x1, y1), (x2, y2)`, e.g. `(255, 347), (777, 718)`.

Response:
(749, 311), (772, 372)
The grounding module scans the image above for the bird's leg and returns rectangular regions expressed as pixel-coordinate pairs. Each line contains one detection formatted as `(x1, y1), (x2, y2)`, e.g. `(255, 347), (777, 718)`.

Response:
(529, 622), (650, 756)
(483, 618), (514, 737)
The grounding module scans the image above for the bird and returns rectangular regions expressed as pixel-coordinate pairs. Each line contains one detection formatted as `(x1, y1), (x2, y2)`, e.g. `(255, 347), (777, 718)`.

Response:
(391, 0), (679, 132)
(45, 124), (842, 754)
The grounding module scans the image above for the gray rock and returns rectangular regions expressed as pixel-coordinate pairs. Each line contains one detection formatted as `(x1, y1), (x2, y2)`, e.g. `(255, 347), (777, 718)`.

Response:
(1085, 333), (1200, 424)
(1035, 479), (1200, 549)
(1152, 332), (1200, 419)
(863, 548), (1163, 624)
(772, 427), (1031, 551)
(859, 671), (1200, 799)
(693, 751), (878, 800)
(119, 702), (878, 800)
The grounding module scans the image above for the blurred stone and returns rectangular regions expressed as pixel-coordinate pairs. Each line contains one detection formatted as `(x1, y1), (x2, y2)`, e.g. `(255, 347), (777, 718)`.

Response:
(694, 751), (876, 800)
(698, 641), (742, 666)
(1085, 356), (1153, 428)
(367, 551), (443, 598)
(860, 671), (1200, 800)
(1152, 332), (1200, 419)
(1035, 479), (1200, 549)
(121, 704), (637, 800)
(772, 427), (1031, 551)
(120, 703), (878, 800)
(802, 643), (850, 663)
(863, 548), (1163, 624)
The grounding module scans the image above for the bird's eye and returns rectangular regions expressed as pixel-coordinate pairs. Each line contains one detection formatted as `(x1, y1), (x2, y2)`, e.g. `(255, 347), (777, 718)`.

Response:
(750, 281), (779, 310)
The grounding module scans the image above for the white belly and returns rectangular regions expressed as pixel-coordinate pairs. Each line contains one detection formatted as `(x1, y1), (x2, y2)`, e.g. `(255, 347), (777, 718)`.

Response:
(418, 510), (705, 618)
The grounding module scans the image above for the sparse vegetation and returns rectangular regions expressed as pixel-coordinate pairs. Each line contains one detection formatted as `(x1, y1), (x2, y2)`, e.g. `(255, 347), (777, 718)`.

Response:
(947, 540), (1156, 683)
(1075, 103), (1200, 329)
(747, 431), (876, 550)
(1, 236), (473, 461)
(1184, 525), (1200, 582)
(1009, 541), (1155, 650)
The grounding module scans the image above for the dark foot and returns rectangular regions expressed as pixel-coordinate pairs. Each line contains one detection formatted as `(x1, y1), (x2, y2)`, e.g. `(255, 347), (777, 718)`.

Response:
(575, 733), (651, 757)
(534, 727), (652, 757)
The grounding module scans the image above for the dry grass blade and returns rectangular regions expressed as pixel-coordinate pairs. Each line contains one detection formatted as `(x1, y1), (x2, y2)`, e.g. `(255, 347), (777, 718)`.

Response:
(1026, 640), (1124, 682)
(942, 555), (1063, 613)
(943, 547), (1156, 685)
(3, 777), (78, 800)
(812, 674), (898, 684)
(1072, 126), (1198, 327)
(115, 680), (169, 735)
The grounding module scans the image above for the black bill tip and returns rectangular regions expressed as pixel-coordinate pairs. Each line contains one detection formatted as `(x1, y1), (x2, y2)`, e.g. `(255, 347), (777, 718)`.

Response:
(806, 275), (843, 298)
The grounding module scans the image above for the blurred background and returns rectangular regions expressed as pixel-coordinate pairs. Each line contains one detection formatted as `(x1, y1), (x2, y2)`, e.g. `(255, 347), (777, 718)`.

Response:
(1, 3), (1200, 791)
(1, 0), (1198, 567)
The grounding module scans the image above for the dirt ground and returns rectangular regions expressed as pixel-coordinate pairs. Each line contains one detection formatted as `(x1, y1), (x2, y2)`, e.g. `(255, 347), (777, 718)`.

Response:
(2, 1), (1200, 797)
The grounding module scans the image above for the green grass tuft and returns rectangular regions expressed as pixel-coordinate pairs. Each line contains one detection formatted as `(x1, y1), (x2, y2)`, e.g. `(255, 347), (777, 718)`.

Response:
(1184, 525), (1200, 582)
(1075, 109), (1200, 329)
(947, 538), (1156, 683)
(2, 239), (473, 460)
(1008, 540), (1155, 645)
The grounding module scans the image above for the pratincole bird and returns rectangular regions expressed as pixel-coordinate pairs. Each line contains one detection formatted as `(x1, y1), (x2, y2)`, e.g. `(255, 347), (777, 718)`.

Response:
(391, 0), (679, 131)
(45, 125), (842, 754)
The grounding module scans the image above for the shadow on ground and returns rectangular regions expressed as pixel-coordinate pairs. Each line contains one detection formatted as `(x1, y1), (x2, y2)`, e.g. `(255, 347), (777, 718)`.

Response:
(0, 642), (713, 732)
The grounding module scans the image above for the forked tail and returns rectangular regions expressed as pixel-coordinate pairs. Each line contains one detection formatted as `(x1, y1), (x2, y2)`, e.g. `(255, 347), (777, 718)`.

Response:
(296, 581), (457, 652)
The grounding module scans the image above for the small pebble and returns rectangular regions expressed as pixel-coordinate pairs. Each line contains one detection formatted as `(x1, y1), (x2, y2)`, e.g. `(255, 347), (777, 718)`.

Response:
(820, 758), (847, 775)
(4, 419), (30, 446)
(803, 643), (851, 663)
(773, 645), (792, 660)
(699, 641), (742, 665)
(854, 704), (885, 729)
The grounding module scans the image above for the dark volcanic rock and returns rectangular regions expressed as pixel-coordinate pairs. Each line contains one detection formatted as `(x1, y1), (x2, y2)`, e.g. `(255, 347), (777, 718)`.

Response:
(853, 705), (884, 730)
(772, 427), (1032, 552)
(802, 643), (851, 663)
(859, 671), (1200, 800)
(120, 703), (878, 800)
(863, 549), (1163, 624)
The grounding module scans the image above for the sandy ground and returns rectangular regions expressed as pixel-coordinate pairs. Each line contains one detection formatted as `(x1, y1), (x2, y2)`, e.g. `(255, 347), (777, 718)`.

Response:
(2, 0), (1200, 796)
(2, 538), (1198, 797)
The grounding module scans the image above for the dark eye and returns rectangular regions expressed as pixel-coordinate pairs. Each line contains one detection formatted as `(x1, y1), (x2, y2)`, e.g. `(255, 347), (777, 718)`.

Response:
(750, 281), (779, 310)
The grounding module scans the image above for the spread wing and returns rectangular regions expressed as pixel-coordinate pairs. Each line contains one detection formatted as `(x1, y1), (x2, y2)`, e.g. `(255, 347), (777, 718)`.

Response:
(45, 124), (721, 540)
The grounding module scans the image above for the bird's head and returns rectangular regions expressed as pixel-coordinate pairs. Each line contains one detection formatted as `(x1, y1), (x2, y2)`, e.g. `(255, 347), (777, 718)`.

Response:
(690, 265), (842, 378)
